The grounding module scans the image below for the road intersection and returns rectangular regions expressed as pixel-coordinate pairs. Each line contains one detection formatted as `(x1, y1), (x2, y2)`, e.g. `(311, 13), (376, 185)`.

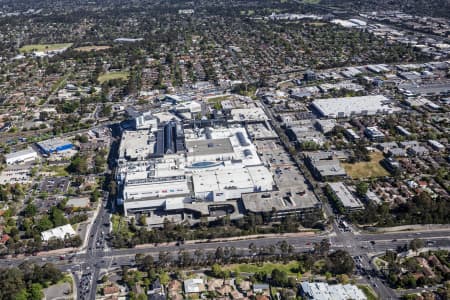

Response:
(2, 201), (450, 300)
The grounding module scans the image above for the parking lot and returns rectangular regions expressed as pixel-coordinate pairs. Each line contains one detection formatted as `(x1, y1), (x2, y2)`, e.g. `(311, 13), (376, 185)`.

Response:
(38, 177), (70, 194)
(255, 140), (309, 189)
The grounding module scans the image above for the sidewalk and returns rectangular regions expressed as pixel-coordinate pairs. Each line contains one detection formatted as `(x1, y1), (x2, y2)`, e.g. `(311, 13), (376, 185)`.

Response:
(364, 224), (450, 234)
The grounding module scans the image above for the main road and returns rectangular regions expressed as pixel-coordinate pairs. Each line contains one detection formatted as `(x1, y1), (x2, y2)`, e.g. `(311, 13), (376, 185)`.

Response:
(2, 214), (450, 300)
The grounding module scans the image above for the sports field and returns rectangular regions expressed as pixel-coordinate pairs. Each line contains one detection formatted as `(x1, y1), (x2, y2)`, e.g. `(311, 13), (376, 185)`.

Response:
(97, 71), (130, 84)
(19, 43), (73, 53)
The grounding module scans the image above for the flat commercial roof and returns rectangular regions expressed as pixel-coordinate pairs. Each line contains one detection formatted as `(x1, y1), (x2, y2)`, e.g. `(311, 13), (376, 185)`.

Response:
(119, 130), (154, 160)
(300, 282), (367, 300)
(246, 123), (278, 140)
(192, 165), (273, 193)
(400, 82), (450, 95)
(37, 138), (72, 151)
(242, 187), (320, 213)
(312, 95), (397, 118)
(5, 147), (37, 160)
(230, 107), (269, 122)
(186, 138), (234, 157)
(328, 182), (363, 209)
(41, 224), (76, 241)
(315, 160), (347, 177)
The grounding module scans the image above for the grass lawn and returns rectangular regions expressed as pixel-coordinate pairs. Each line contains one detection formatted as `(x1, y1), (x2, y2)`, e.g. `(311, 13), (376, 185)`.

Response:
(207, 95), (231, 109)
(373, 257), (388, 269)
(19, 43), (73, 53)
(111, 215), (132, 237)
(310, 22), (327, 26)
(42, 165), (69, 177)
(358, 285), (379, 300)
(207, 95), (231, 103)
(58, 274), (73, 285)
(313, 259), (327, 273)
(74, 45), (111, 52)
(98, 71), (129, 84)
(342, 152), (389, 179)
(226, 261), (300, 276)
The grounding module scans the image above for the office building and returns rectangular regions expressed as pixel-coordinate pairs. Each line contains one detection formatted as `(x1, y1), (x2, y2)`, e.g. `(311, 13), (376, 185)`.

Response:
(328, 182), (364, 212)
(364, 126), (385, 141)
(304, 151), (348, 181)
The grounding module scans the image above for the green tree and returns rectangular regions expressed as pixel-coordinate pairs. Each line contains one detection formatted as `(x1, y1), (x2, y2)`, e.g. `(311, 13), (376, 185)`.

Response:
(159, 272), (170, 286)
(24, 203), (37, 217)
(328, 250), (355, 275)
(37, 216), (53, 232)
(211, 263), (224, 278)
(42, 263), (63, 284)
(138, 215), (147, 226)
(409, 239), (424, 252)
(271, 269), (289, 287)
(29, 283), (44, 300)
(50, 206), (68, 227)
(67, 154), (88, 174)
(355, 182), (369, 198)
(0, 268), (25, 299)
(14, 289), (29, 300)
(140, 255), (154, 273)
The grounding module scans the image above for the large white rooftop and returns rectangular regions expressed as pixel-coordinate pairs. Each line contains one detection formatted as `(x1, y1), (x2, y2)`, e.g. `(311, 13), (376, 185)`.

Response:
(192, 164), (273, 195)
(300, 282), (367, 300)
(5, 147), (38, 164)
(312, 95), (399, 118)
(41, 224), (76, 241)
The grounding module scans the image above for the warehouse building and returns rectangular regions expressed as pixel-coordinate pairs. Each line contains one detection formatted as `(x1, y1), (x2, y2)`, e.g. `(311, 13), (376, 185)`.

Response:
(312, 95), (398, 118)
(37, 138), (73, 155)
(5, 147), (38, 165)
